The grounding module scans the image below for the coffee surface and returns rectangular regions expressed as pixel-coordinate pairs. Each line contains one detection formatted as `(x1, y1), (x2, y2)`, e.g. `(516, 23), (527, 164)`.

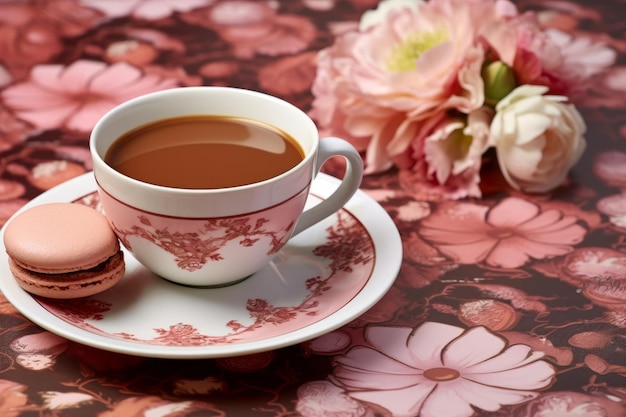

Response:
(105, 115), (304, 189)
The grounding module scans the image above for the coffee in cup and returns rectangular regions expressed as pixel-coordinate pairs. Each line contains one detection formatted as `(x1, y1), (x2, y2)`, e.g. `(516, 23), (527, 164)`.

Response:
(104, 115), (304, 189)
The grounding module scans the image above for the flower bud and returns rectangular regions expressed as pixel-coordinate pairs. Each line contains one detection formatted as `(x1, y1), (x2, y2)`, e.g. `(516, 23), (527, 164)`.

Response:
(482, 61), (516, 107)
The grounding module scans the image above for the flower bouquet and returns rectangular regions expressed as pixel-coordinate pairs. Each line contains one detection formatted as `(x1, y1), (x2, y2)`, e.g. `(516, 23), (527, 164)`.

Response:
(310, 0), (612, 199)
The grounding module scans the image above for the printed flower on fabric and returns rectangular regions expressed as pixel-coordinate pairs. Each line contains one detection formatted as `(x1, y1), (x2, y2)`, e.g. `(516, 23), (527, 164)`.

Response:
(80, 0), (216, 20)
(513, 391), (626, 417)
(41, 392), (94, 410)
(418, 197), (586, 268)
(297, 380), (375, 417)
(0, 379), (28, 417)
(99, 396), (215, 417)
(181, 1), (317, 59)
(1, 60), (178, 133)
(560, 247), (626, 309)
(508, 17), (616, 101)
(331, 322), (554, 417)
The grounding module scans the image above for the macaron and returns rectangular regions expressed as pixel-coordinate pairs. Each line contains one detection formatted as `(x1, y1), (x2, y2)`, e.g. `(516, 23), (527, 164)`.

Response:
(3, 202), (125, 299)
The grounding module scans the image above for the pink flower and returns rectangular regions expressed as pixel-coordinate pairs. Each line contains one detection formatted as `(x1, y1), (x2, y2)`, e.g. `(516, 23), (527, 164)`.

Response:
(332, 321), (555, 417)
(594, 151), (626, 188)
(419, 197), (586, 268)
(545, 29), (616, 99)
(0, 379), (28, 417)
(345, 0), (497, 116)
(80, 0), (215, 20)
(258, 52), (318, 96)
(508, 14), (615, 100)
(1, 60), (178, 132)
(514, 391), (625, 417)
(310, 0), (515, 174)
(10, 332), (67, 355)
(583, 66), (626, 108)
(181, 1), (317, 59)
(358, 0), (423, 31)
(0, 1), (101, 78)
(10, 331), (68, 371)
(597, 193), (626, 229)
(412, 106), (494, 199)
(560, 247), (626, 308)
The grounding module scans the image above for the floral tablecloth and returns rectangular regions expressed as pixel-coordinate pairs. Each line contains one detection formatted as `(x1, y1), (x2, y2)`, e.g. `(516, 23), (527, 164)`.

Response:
(0, 1), (625, 416)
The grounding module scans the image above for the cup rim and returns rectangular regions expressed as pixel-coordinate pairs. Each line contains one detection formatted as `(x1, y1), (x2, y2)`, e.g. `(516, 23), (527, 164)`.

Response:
(89, 86), (319, 196)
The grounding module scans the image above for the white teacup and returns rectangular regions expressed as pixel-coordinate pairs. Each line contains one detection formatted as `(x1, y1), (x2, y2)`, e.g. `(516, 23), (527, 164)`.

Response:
(90, 87), (363, 287)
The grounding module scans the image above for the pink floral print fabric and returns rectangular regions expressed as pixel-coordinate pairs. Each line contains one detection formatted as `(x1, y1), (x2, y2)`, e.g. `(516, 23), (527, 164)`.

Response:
(0, 0), (624, 416)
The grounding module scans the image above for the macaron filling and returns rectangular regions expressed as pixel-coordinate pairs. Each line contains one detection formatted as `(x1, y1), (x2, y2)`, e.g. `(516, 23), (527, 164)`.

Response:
(10, 251), (123, 281)
(8, 251), (125, 298)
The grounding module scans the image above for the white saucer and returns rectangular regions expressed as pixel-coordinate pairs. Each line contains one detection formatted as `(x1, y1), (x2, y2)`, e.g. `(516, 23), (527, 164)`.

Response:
(0, 173), (401, 359)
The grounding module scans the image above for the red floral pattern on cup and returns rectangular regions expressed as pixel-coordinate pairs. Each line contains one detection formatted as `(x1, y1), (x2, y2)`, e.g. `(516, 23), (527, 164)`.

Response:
(97, 185), (311, 285)
(114, 214), (292, 273)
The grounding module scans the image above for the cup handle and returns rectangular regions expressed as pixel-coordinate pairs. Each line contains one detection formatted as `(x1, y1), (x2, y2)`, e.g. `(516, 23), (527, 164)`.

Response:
(291, 137), (363, 236)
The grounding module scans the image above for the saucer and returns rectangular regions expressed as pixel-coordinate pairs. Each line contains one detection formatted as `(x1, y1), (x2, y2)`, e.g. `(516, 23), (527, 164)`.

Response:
(0, 173), (402, 359)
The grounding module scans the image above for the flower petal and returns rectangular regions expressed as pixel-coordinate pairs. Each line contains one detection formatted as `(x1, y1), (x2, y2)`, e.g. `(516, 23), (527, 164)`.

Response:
(348, 381), (436, 417)
(89, 62), (144, 93)
(487, 198), (539, 227)
(56, 60), (108, 94)
(526, 224), (586, 245)
(467, 359), (555, 390)
(421, 202), (490, 234)
(335, 346), (419, 383)
(435, 239), (498, 264)
(407, 322), (466, 368)
(334, 363), (425, 391)
(513, 113), (552, 145)
(8, 105), (79, 130)
(430, 378), (539, 414)
(1, 83), (72, 109)
(66, 98), (119, 132)
(420, 380), (487, 417)
(363, 326), (417, 366)
(516, 209), (567, 230)
(465, 344), (542, 373)
(487, 235), (574, 268)
(442, 327), (506, 369)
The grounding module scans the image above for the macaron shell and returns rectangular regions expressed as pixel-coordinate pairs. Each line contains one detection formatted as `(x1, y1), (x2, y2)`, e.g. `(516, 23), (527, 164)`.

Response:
(3, 203), (120, 273)
(8, 251), (125, 299)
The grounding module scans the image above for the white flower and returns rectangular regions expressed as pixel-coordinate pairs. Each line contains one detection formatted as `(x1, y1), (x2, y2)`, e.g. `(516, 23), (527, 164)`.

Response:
(491, 85), (586, 193)
(358, 0), (423, 31)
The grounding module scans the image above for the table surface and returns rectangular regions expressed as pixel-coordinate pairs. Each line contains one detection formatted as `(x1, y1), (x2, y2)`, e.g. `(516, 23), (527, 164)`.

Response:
(0, 1), (625, 416)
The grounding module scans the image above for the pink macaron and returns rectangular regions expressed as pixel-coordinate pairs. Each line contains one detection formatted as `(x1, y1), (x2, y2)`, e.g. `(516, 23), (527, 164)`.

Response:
(3, 202), (125, 299)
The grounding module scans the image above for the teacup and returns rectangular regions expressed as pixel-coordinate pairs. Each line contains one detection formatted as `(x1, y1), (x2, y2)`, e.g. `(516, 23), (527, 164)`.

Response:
(90, 86), (363, 287)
